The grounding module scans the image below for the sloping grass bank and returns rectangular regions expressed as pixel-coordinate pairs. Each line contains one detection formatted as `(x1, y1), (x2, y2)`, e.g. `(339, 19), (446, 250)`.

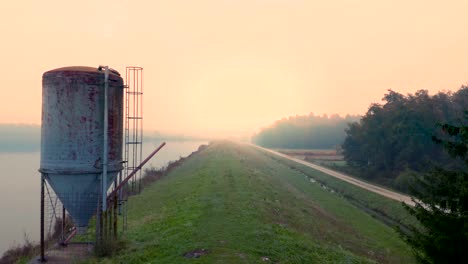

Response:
(86, 141), (414, 263)
(258, 148), (419, 231)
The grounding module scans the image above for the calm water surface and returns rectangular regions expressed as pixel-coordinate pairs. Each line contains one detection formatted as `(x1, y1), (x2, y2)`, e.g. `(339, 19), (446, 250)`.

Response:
(0, 140), (206, 255)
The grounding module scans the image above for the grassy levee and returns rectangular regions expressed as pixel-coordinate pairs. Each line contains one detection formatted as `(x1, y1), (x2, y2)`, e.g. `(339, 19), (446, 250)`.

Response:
(85, 141), (414, 263)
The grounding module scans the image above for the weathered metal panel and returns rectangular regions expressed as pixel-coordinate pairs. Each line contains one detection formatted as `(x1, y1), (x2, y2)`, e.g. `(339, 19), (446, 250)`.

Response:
(40, 66), (123, 229)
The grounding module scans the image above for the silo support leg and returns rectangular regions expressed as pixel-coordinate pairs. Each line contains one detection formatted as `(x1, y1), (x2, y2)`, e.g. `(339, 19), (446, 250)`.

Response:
(40, 174), (47, 262)
(61, 205), (66, 245)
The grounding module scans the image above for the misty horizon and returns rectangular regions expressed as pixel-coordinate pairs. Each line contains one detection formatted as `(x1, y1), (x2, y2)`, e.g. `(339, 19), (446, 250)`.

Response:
(0, 111), (359, 153)
(2, 0), (468, 135)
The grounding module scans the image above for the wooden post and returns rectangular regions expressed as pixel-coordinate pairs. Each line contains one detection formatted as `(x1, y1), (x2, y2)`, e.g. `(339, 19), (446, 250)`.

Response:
(113, 193), (118, 239)
(96, 196), (101, 246)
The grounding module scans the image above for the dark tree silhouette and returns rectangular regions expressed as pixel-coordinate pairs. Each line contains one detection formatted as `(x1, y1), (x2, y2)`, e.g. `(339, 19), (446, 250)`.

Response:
(342, 87), (467, 189)
(401, 112), (468, 263)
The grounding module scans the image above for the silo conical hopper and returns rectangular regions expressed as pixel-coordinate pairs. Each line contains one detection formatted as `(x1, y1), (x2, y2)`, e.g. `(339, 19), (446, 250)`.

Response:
(40, 66), (123, 232)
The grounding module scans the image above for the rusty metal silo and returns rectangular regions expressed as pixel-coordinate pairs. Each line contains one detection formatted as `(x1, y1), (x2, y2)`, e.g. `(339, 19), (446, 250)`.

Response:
(40, 66), (123, 231)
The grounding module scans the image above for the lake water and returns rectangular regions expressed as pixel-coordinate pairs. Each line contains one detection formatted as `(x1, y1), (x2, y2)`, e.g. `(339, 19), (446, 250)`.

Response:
(0, 140), (206, 255)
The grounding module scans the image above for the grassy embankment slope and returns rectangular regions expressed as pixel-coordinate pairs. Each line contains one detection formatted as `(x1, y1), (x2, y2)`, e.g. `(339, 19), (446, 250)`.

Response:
(89, 141), (414, 263)
(264, 148), (418, 230)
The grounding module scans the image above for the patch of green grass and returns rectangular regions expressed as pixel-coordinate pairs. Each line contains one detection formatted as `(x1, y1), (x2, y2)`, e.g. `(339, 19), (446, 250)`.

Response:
(320, 160), (347, 167)
(85, 141), (414, 263)
(259, 148), (419, 230)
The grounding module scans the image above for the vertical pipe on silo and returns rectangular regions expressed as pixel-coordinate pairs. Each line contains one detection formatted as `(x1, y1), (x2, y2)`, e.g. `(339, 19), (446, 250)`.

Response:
(102, 66), (109, 211)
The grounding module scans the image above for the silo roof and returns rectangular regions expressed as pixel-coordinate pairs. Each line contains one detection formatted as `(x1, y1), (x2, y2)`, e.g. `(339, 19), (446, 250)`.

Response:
(44, 66), (121, 76)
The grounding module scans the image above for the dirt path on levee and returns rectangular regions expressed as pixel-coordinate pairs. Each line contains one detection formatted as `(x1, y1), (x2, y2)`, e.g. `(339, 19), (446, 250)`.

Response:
(29, 243), (92, 264)
(249, 143), (415, 206)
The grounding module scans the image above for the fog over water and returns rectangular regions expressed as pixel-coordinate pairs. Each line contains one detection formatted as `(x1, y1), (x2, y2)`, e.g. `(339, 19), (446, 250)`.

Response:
(0, 140), (206, 255)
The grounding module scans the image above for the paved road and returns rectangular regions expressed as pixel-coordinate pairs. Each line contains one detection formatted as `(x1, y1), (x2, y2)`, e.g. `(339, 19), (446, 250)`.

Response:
(249, 144), (415, 206)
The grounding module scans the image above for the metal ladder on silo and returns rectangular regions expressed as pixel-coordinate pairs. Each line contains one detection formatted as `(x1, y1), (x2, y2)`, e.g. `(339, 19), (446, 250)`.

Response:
(120, 67), (144, 231)
(123, 66), (144, 194)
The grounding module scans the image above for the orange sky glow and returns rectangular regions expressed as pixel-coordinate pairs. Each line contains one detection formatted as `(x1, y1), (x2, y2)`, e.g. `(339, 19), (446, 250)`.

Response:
(1, 0), (467, 137)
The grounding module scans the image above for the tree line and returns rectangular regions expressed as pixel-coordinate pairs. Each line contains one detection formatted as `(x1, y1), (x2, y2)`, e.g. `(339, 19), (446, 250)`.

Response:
(342, 87), (467, 190)
(341, 87), (468, 262)
(252, 113), (359, 149)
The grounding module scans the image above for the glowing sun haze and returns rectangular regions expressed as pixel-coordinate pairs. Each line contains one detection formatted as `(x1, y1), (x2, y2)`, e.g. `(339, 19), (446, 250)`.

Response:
(1, 0), (467, 137)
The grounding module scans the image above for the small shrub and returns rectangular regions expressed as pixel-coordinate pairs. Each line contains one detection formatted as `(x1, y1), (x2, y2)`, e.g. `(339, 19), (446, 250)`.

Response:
(94, 236), (129, 258)
(0, 234), (39, 264)
(393, 170), (417, 193)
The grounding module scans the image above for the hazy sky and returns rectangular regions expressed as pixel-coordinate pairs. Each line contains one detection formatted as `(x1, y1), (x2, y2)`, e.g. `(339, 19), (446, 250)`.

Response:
(1, 0), (467, 137)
